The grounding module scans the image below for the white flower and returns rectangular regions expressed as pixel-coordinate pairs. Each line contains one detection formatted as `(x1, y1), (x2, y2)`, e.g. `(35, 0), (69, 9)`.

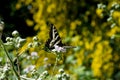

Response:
(31, 52), (38, 57)
(23, 65), (35, 73)
(52, 45), (66, 53)
(31, 52), (38, 59)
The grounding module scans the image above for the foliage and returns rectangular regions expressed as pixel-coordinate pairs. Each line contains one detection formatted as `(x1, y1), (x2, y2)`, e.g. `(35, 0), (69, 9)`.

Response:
(0, 0), (120, 80)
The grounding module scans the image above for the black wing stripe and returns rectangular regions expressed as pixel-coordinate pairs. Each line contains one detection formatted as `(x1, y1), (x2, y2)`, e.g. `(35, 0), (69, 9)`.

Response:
(54, 40), (61, 45)
(54, 35), (59, 41)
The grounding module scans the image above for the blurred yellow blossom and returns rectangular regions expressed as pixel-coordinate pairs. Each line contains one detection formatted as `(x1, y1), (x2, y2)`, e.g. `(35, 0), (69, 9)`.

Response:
(60, 29), (67, 38)
(107, 26), (118, 37)
(26, 19), (34, 26)
(76, 49), (84, 65)
(38, 30), (47, 41)
(93, 36), (102, 43)
(34, 24), (40, 31)
(91, 20), (96, 27)
(91, 57), (102, 77)
(85, 41), (90, 50)
(91, 43), (103, 77)
(103, 63), (114, 77)
(70, 22), (75, 30)
(112, 11), (120, 19)
(72, 36), (81, 46)
(89, 41), (95, 50)
(96, 9), (103, 18)
(70, 20), (81, 30)
(23, 0), (32, 5)
(47, 3), (56, 13)
(16, 3), (21, 10)
(33, 4), (44, 23)
(113, 53), (119, 62)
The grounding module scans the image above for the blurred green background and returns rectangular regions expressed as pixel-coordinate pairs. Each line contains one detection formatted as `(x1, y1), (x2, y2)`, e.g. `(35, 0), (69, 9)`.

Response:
(0, 0), (120, 80)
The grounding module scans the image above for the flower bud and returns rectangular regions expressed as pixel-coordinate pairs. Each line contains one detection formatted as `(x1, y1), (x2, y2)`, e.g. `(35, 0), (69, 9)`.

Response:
(6, 37), (11, 42)
(59, 68), (64, 74)
(42, 71), (49, 76)
(12, 30), (19, 37)
(28, 43), (33, 48)
(56, 74), (62, 80)
(33, 36), (38, 41)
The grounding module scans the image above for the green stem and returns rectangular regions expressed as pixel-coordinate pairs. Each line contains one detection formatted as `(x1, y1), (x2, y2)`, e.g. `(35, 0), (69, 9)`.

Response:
(50, 57), (58, 80)
(0, 39), (21, 80)
(15, 50), (21, 76)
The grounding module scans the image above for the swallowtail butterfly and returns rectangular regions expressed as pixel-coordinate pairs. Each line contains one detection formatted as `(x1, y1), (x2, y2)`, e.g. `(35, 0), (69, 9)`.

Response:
(45, 23), (75, 53)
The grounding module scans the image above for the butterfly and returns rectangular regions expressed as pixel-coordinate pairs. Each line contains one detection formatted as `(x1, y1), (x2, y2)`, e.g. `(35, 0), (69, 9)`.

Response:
(44, 23), (75, 53)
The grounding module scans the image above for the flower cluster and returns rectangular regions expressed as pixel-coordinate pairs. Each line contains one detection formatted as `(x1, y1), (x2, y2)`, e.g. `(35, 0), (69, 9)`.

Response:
(5, 30), (26, 49)
(56, 69), (70, 80)
(52, 45), (66, 53)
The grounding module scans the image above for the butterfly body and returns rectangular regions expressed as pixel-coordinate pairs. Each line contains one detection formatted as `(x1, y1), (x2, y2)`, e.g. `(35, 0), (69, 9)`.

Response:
(45, 24), (75, 53)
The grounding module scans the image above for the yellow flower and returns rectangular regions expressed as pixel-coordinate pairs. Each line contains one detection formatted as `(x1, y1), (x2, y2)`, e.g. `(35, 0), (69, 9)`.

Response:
(96, 9), (103, 18)
(89, 41), (95, 50)
(47, 3), (56, 13)
(26, 19), (34, 26)
(24, 0), (32, 5)
(85, 41), (90, 50)
(70, 20), (81, 30)
(91, 20), (96, 27)
(113, 53), (119, 62)
(16, 3), (21, 10)
(103, 63), (114, 77)
(76, 49), (84, 65)
(107, 26), (118, 37)
(112, 11), (120, 19)
(70, 22), (76, 30)
(91, 57), (102, 77)
(94, 36), (102, 43)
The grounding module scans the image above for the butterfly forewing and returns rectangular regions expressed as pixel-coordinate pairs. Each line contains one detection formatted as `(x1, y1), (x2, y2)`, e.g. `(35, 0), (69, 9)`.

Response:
(53, 25), (64, 46)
